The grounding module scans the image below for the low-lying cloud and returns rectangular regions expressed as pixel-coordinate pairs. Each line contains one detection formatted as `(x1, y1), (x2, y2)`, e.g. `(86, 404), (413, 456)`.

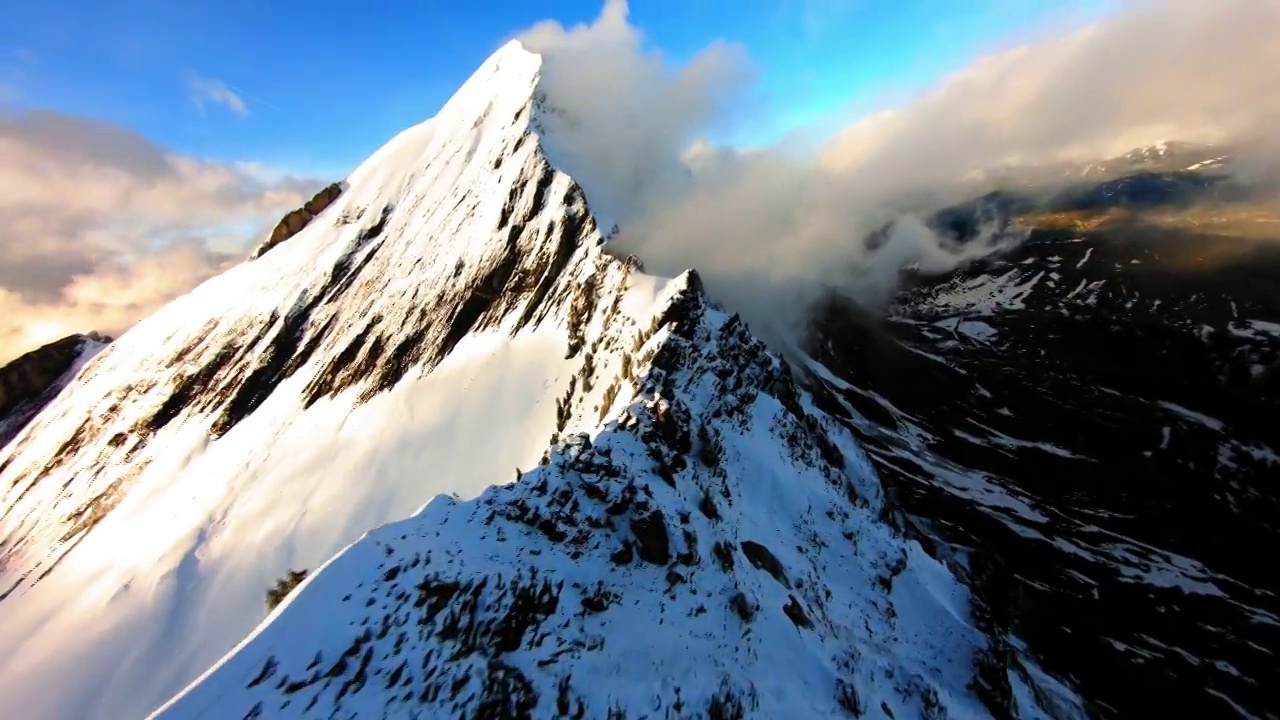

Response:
(521, 0), (1280, 343)
(0, 110), (317, 362)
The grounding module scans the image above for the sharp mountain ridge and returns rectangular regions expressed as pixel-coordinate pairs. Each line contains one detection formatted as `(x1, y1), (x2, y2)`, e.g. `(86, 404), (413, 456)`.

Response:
(0, 40), (1081, 720)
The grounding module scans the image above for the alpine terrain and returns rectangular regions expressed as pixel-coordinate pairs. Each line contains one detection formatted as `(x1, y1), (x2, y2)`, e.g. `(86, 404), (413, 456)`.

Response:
(802, 144), (1280, 719)
(0, 332), (112, 447)
(0, 41), (1082, 720)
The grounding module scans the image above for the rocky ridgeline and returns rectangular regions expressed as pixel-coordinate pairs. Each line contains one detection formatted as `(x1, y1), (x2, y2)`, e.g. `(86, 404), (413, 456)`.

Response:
(251, 182), (346, 260)
(0, 332), (110, 445)
(153, 272), (1073, 720)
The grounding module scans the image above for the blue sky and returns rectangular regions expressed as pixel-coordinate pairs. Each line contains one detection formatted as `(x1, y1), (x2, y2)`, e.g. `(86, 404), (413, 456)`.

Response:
(1, 0), (1112, 179)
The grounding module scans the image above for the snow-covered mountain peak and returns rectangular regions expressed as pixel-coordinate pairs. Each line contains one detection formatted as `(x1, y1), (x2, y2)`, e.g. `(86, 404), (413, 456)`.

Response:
(1, 40), (1082, 720)
(345, 40), (541, 187)
(0, 38), (617, 719)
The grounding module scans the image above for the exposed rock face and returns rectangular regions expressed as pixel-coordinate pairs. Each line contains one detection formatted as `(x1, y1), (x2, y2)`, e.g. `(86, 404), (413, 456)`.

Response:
(251, 182), (345, 259)
(0, 332), (103, 418)
(0, 332), (111, 446)
(0, 42), (1083, 720)
(151, 270), (1080, 720)
(804, 161), (1280, 719)
(0, 335), (82, 418)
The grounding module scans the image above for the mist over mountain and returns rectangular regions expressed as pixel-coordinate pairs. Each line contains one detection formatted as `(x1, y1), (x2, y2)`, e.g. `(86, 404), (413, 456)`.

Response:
(518, 0), (1280, 342)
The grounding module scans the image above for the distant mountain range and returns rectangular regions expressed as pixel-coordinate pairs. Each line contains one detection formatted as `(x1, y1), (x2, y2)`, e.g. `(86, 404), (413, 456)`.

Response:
(975, 140), (1237, 188)
(807, 139), (1280, 718)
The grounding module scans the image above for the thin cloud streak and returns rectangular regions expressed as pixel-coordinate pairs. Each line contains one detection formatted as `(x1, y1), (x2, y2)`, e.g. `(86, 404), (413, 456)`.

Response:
(188, 73), (250, 116)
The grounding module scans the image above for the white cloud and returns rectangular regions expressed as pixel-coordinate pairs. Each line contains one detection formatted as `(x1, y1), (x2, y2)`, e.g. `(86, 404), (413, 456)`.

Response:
(0, 110), (319, 362)
(188, 73), (249, 116)
(820, 0), (1280, 187)
(0, 242), (236, 357)
(518, 0), (753, 229)
(518, 0), (1280, 345)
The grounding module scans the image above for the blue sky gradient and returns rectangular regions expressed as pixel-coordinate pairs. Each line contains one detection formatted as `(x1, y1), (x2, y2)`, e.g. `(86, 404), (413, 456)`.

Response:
(1, 0), (1112, 177)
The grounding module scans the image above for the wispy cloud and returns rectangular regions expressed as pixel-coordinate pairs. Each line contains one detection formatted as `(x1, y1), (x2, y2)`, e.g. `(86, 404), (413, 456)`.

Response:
(188, 73), (249, 116)
(798, 0), (858, 38)
(1, 46), (36, 102)
(772, 0), (858, 39)
(6, 47), (37, 64)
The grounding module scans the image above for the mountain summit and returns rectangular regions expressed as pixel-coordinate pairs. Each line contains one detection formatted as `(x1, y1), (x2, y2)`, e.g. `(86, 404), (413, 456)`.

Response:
(0, 41), (1079, 719)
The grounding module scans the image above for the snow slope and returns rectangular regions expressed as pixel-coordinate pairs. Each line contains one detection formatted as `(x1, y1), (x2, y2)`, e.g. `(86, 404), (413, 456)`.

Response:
(1, 40), (1080, 720)
(153, 276), (1080, 720)
(0, 40), (639, 720)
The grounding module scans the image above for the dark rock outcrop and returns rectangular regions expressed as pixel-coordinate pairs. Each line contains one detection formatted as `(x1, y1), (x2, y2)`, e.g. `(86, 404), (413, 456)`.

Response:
(806, 164), (1280, 719)
(251, 182), (345, 260)
(1, 332), (109, 443)
(2, 334), (93, 419)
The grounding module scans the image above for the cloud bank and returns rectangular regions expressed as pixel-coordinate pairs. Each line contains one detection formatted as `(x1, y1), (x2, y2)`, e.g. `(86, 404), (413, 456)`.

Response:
(0, 110), (316, 362)
(520, 0), (1280, 342)
(820, 0), (1280, 186)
